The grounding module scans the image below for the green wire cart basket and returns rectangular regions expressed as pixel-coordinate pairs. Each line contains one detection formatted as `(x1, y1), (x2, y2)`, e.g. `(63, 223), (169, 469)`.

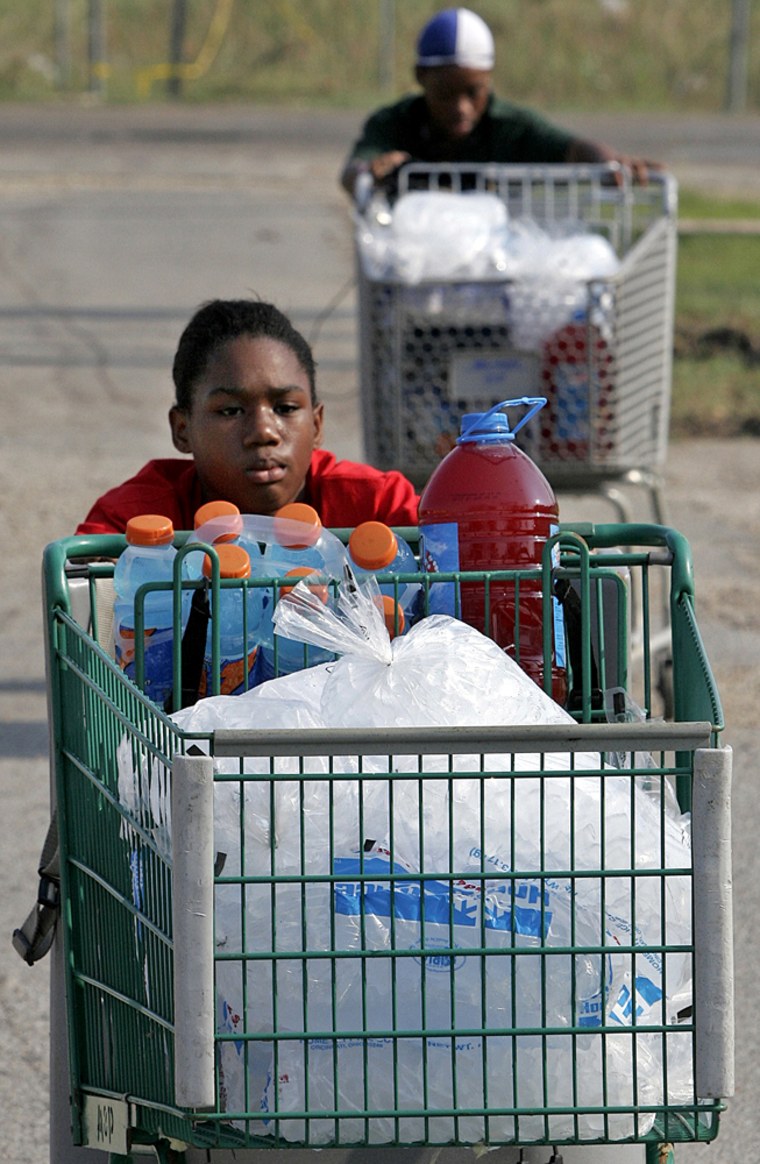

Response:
(41, 523), (732, 1164)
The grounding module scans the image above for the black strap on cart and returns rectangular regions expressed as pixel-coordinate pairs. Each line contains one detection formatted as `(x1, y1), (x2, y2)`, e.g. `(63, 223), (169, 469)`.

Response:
(12, 810), (60, 966)
(555, 578), (604, 714)
(165, 582), (211, 713)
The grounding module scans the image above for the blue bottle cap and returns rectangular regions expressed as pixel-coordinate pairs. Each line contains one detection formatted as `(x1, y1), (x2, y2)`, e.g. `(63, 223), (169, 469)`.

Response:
(458, 411), (514, 444)
(462, 411), (511, 433)
(456, 399), (547, 445)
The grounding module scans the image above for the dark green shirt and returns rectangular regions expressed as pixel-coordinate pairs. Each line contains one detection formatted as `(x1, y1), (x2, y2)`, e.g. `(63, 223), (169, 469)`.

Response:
(347, 93), (576, 166)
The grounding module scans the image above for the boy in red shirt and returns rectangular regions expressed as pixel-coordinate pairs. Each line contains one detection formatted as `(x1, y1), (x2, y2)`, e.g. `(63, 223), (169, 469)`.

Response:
(78, 298), (420, 534)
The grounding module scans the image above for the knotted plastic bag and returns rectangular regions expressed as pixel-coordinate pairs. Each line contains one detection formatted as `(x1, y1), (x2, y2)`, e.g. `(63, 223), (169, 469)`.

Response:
(273, 574), (570, 729)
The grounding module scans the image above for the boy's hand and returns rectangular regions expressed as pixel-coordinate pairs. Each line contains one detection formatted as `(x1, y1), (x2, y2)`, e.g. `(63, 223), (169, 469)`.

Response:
(369, 150), (412, 184)
(566, 138), (662, 186)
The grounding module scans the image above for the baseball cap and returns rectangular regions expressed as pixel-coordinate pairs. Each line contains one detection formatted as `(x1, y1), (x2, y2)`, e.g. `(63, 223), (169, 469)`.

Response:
(416, 8), (495, 70)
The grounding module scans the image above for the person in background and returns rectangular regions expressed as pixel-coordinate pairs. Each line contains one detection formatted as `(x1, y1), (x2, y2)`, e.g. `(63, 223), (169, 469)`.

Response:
(340, 5), (659, 196)
(77, 298), (420, 534)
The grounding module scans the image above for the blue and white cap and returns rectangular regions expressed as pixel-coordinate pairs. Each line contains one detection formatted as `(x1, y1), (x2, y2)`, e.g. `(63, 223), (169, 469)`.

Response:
(416, 8), (495, 71)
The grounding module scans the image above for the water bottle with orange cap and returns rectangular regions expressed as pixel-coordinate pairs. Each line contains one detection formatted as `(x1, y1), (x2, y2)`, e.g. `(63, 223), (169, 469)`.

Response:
(199, 543), (263, 698)
(347, 520), (421, 633)
(113, 513), (180, 706)
(257, 564), (336, 682)
(184, 500), (264, 580)
(255, 502), (351, 681)
(373, 594), (409, 641)
(261, 501), (348, 578)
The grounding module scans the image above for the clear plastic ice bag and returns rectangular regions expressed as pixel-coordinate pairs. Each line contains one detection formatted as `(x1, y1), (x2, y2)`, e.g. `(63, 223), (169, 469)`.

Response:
(117, 574), (694, 1142)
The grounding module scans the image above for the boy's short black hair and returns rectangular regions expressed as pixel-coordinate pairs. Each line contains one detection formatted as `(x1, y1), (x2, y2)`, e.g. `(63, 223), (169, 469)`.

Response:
(172, 298), (318, 411)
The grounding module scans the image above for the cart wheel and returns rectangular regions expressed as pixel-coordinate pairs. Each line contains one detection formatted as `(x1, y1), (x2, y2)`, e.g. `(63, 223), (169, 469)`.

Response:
(656, 655), (675, 720)
(645, 1143), (675, 1164)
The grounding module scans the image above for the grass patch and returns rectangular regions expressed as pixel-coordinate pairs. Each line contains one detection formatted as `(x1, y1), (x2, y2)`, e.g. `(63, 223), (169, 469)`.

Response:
(672, 353), (760, 437)
(0, 0), (757, 111)
(678, 190), (760, 221)
(671, 207), (760, 437)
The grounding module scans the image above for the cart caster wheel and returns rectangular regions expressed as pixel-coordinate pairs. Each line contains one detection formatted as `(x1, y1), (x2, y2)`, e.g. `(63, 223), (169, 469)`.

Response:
(656, 655), (674, 720)
(646, 1143), (675, 1164)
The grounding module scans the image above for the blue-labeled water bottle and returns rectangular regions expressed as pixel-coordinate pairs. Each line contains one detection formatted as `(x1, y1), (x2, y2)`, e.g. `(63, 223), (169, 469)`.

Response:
(185, 500), (264, 579)
(256, 502), (348, 682)
(261, 502), (347, 578)
(347, 520), (420, 632)
(257, 565), (334, 682)
(200, 543), (263, 698)
(113, 514), (179, 706)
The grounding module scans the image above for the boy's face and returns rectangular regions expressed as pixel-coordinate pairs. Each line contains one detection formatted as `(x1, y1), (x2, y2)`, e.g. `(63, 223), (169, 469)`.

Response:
(416, 65), (492, 144)
(169, 335), (324, 515)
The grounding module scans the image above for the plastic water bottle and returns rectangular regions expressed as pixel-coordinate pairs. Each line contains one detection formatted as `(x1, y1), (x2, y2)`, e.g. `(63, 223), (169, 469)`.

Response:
(113, 514), (179, 706)
(255, 503), (350, 682)
(418, 399), (567, 703)
(200, 543), (263, 697)
(539, 309), (615, 462)
(257, 565), (334, 682)
(374, 594), (408, 640)
(262, 502), (347, 576)
(347, 520), (420, 631)
(185, 500), (263, 579)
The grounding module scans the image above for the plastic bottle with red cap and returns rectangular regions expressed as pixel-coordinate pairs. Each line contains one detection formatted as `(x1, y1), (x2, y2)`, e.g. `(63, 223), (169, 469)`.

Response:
(418, 398), (567, 703)
(347, 520), (420, 633)
(199, 543), (262, 698)
(113, 514), (180, 706)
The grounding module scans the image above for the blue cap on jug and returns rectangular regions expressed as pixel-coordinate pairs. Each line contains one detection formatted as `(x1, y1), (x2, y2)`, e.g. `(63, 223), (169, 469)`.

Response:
(457, 398), (547, 445)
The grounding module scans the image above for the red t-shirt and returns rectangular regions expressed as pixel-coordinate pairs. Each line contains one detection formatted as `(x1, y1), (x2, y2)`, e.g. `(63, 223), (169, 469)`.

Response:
(76, 450), (420, 534)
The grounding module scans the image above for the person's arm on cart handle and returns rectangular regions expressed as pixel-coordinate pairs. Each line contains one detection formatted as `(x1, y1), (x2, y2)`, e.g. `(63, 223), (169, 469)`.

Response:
(565, 136), (662, 186)
(340, 8), (662, 198)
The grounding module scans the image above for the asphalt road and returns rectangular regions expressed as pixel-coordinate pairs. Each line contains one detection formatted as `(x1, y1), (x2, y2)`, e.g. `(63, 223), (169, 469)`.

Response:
(0, 103), (758, 1164)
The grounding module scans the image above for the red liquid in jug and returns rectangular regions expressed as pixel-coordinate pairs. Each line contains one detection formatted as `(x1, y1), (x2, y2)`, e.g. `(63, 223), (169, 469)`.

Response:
(418, 404), (567, 703)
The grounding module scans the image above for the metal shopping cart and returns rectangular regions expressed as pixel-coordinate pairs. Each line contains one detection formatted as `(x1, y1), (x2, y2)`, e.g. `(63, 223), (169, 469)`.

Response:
(39, 522), (731, 1164)
(355, 164), (678, 522)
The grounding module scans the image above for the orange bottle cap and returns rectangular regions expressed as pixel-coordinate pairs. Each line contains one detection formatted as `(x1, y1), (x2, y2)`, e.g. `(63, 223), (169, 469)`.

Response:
(273, 502), (322, 549)
(375, 593), (405, 639)
(280, 566), (329, 604)
(203, 543), (251, 579)
(194, 499), (240, 526)
(125, 514), (175, 546)
(349, 521), (398, 571)
(194, 500), (244, 543)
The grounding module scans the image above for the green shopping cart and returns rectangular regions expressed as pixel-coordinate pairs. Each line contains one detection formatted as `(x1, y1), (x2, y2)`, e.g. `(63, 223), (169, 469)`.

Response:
(38, 523), (732, 1164)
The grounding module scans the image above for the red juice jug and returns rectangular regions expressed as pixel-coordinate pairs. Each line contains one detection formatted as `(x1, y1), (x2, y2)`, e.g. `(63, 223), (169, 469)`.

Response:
(418, 398), (567, 702)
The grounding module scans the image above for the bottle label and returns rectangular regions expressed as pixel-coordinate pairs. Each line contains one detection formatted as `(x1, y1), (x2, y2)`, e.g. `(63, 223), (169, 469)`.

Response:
(419, 523), (459, 616)
(116, 622), (175, 706)
(549, 525), (567, 669)
(554, 362), (590, 443)
(199, 647), (259, 698)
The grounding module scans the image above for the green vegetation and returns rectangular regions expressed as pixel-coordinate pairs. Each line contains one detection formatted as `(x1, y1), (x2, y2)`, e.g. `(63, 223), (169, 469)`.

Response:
(678, 190), (760, 222)
(0, 0), (758, 111)
(673, 224), (760, 438)
(0, 2), (756, 438)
